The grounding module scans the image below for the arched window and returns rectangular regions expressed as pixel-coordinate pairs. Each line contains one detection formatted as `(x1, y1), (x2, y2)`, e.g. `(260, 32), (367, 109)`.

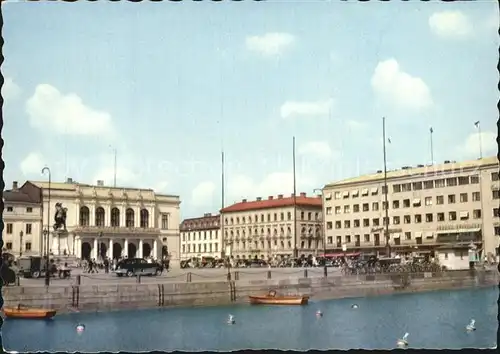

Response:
(111, 208), (120, 227)
(140, 209), (149, 228)
(79, 206), (90, 226)
(95, 207), (105, 227)
(126, 208), (135, 227)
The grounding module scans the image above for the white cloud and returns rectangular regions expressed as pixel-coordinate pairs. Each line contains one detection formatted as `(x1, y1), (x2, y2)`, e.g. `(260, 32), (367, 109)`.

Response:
(191, 181), (216, 207)
(20, 152), (46, 176)
(429, 11), (473, 39)
(460, 131), (497, 157)
(246, 32), (295, 57)
(2, 77), (21, 101)
(280, 99), (333, 119)
(298, 141), (335, 160)
(345, 120), (368, 132)
(26, 84), (115, 136)
(371, 59), (433, 110)
(93, 165), (138, 187)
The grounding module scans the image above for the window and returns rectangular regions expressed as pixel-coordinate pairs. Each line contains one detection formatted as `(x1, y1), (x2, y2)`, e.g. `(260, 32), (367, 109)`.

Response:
(372, 202), (379, 211)
(6, 206), (13, 212)
(125, 208), (135, 227)
(459, 193), (468, 203)
(335, 221), (342, 229)
(444, 252), (448, 260)
(382, 186), (388, 194)
(326, 222), (333, 230)
(494, 208), (500, 217)
(413, 199), (421, 207)
(26, 207), (33, 213)
(449, 211), (457, 221)
(446, 178), (457, 187)
(423, 181), (433, 189)
(344, 205), (350, 213)
(470, 175), (479, 184)
(434, 179), (445, 188)
(372, 218), (380, 226)
(6, 242), (12, 250)
(25, 223), (32, 234)
(473, 210), (481, 219)
(336, 236), (341, 245)
(364, 234), (370, 242)
(111, 208), (120, 227)
(403, 199), (410, 208)
(448, 195), (456, 204)
(335, 206), (341, 214)
(6, 223), (12, 234)
(401, 183), (411, 192)
(344, 220), (351, 228)
(493, 190), (500, 200)
(281, 213), (284, 221)
(353, 204), (360, 213)
(413, 182), (423, 190)
(25, 242), (32, 251)
(436, 196), (444, 205)
(425, 213), (433, 222)
(392, 200), (400, 209)
(140, 209), (149, 228)
(472, 192), (480, 202)
(346, 235), (351, 243)
(393, 216), (400, 225)
(95, 207), (105, 227)
(334, 192), (341, 199)
(354, 219), (360, 228)
(437, 212), (445, 222)
(362, 203), (369, 212)
(371, 188), (378, 196)
(492, 172), (499, 181)
(363, 218), (370, 227)
(458, 177), (469, 185)
(425, 197), (432, 206)
(415, 214), (422, 223)
(405, 232), (411, 240)
(382, 201), (388, 210)
(393, 184), (401, 193)
(495, 227), (500, 236)
(460, 212), (469, 220)
(404, 215), (411, 224)
(326, 207), (332, 215)
(383, 217), (389, 225)
(343, 192), (349, 199)
(287, 212), (292, 220)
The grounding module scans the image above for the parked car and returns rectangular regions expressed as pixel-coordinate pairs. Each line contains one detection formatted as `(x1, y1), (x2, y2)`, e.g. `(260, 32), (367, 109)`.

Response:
(114, 258), (163, 277)
(17, 256), (49, 278)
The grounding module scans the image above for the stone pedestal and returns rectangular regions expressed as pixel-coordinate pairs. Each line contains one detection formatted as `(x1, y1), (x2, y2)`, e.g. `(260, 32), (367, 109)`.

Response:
(51, 230), (70, 256)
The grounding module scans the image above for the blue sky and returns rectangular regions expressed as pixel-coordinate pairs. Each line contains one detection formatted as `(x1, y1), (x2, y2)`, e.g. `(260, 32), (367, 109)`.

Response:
(2, 1), (498, 219)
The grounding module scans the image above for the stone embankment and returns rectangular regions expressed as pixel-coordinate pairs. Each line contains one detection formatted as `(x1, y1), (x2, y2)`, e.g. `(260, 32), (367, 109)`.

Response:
(3, 269), (497, 314)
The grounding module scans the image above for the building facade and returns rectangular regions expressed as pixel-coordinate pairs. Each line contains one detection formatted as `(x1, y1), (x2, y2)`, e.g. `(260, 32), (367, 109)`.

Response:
(3, 181), (43, 257)
(179, 213), (221, 260)
(322, 156), (500, 269)
(221, 193), (323, 259)
(20, 179), (181, 266)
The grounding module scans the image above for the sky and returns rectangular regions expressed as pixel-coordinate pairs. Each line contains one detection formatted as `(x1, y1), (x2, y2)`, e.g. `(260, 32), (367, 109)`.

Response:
(2, 1), (499, 219)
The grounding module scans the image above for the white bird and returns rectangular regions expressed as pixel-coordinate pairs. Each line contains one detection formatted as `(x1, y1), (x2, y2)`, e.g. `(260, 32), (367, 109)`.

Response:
(351, 304), (359, 309)
(76, 324), (85, 332)
(397, 333), (409, 347)
(227, 314), (235, 325)
(466, 319), (476, 332)
(316, 310), (323, 317)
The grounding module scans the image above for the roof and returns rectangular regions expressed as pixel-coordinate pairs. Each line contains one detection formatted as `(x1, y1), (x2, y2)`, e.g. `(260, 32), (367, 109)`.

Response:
(3, 190), (40, 204)
(221, 194), (322, 213)
(324, 156), (499, 188)
(180, 214), (220, 231)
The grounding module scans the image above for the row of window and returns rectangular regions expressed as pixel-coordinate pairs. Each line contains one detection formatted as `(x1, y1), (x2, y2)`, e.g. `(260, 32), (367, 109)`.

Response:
(228, 239), (320, 251)
(326, 209), (486, 230)
(224, 224), (321, 238)
(4, 242), (32, 251)
(5, 206), (34, 213)
(77, 206), (170, 229)
(5, 223), (33, 235)
(329, 173), (499, 201)
(327, 191), (486, 215)
(182, 230), (219, 242)
(182, 243), (219, 254)
(225, 211), (321, 225)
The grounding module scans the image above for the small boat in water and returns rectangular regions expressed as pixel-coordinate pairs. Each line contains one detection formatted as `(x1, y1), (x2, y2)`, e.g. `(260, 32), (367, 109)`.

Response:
(249, 290), (309, 306)
(4, 305), (57, 320)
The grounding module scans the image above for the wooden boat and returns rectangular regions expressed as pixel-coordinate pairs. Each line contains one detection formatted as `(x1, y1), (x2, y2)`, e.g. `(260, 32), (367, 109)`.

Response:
(3, 306), (57, 319)
(249, 290), (309, 306)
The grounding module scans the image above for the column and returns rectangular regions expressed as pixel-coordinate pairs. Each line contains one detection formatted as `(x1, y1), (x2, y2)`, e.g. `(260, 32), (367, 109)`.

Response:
(108, 238), (113, 259)
(76, 238), (81, 258)
(136, 206), (141, 227)
(105, 205), (112, 227)
(93, 238), (98, 259)
(124, 239), (129, 258)
(121, 204), (126, 227)
(90, 204), (96, 227)
(138, 239), (143, 258)
(153, 239), (158, 260)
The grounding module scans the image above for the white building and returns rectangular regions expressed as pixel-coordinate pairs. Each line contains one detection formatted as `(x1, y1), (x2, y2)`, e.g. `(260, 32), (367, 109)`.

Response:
(180, 213), (222, 259)
(21, 179), (182, 267)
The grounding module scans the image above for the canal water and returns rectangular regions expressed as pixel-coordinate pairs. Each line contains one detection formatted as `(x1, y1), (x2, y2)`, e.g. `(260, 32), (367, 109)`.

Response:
(2, 287), (497, 351)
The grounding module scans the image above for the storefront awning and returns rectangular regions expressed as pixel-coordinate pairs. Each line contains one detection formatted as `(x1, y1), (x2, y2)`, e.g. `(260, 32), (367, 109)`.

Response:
(321, 252), (361, 258)
(436, 228), (481, 235)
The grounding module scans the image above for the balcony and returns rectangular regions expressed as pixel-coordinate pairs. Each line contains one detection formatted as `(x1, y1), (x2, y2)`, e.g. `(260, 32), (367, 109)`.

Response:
(73, 225), (161, 235)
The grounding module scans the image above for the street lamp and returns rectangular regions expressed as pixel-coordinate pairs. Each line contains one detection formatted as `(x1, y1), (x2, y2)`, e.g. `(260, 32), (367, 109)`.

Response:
(19, 230), (24, 257)
(98, 232), (103, 260)
(42, 166), (51, 287)
(313, 188), (327, 277)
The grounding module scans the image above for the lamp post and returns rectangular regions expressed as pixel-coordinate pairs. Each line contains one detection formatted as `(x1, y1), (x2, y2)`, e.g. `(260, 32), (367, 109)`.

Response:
(98, 232), (103, 260)
(342, 243), (347, 261)
(42, 166), (51, 287)
(19, 230), (24, 257)
(313, 188), (327, 277)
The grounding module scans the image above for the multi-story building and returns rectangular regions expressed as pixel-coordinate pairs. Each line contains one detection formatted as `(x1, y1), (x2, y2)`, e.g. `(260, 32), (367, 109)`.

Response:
(322, 156), (500, 269)
(3, 181), (43, 257)
(221, 193), (323, 260)
(179, 213), (221, 260)
(15, 178), (181, 266)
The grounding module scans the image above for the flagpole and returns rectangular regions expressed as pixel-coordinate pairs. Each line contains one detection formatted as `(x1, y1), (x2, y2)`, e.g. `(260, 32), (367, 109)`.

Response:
(430, 127), (434, 166)
(292, 136), (298, 259)
(474, 121), (483, 159)
(382, 117), (391, 257)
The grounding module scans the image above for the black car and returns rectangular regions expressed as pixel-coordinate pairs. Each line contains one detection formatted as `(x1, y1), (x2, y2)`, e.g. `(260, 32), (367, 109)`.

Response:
(114, 258), (163, 277)
(18, 256), (48, 278)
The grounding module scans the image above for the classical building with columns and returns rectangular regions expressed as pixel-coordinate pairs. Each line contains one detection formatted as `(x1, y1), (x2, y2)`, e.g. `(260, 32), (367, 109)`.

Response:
(20, 178), (181, 266)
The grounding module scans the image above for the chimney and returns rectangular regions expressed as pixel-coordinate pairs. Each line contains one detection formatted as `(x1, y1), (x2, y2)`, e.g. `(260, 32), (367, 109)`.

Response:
(256, 197), (262, 201)
(277, 194), (283, 199)
(204, 213), (212, 217)
(12, 181), (18, 190)
(300, 192), (306, 197)
(66, 177), (73, 184)
(444, 160), (450, 164)
(97, 180), (104, 187)
(268, 196), (274, 200)
(242, 199), (247, 203)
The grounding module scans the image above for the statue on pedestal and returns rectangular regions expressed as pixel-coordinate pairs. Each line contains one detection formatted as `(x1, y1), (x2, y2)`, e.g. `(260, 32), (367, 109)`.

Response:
(52, 203), (69, 255)
(53, 203), (67, 231)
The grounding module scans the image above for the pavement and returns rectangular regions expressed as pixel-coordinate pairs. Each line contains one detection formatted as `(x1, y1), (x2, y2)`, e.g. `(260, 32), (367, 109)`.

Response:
(15, 267), (342, 287)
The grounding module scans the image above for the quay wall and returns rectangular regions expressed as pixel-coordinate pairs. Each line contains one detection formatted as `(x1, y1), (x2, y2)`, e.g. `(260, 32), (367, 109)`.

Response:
(3, 270), (497, 314)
